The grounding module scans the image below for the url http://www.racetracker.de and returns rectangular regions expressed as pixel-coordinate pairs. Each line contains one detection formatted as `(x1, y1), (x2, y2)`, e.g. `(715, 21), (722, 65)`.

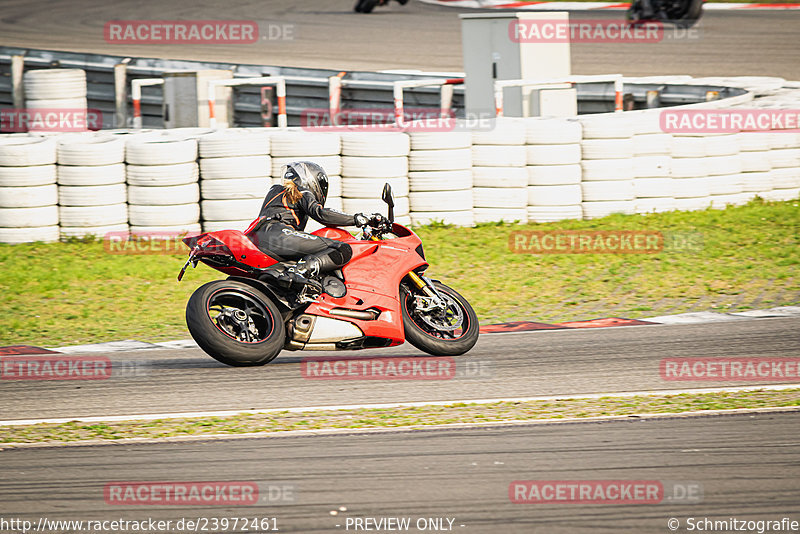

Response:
(0, 516), (280, 533)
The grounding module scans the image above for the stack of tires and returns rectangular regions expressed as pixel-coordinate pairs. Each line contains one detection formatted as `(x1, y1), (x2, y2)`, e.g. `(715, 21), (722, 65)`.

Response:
(199, 130), (271, 232)
(763, 131), (800, 201)
(631, 117), (674, 214)
(125, 134), (201, 236)
(270, 130), (342, 212)
(57, 134), (128, 238)
(340, 132), (411, 225)
(578, 115), (636, 219)
(703, 133), (747, 209)
(671, 135), (712, 211)
(407, 131), (474, 227)
(23, 69), (88, 131)
(737, 131), (773, 203)
(0, 136), (59, 243)
(525, 118), (583, 223)
(470, 118), (528, 224)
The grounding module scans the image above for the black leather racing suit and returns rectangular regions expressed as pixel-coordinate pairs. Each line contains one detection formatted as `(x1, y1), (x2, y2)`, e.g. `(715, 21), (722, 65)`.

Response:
(249, 184), (356, 273)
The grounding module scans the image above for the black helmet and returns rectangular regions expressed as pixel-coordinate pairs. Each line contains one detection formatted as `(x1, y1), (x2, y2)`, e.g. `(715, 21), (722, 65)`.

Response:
(282, 161), (329, 206)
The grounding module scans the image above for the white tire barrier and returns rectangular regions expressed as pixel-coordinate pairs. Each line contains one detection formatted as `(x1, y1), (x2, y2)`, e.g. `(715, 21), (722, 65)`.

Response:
(526, 164), (581, 186)
(633, 178), (674, 198)
(527, 205), (583, 223)
(581, 200), (636, 219)
(740, 151), (772, 172)
(633, 133), (672, 156)
(705, 155), (743, 176)
(671, 136), (707, 158)
(0, 225), (60, 243)
(57, 135), (125, 166)
(408, 132), (471, 150)
(473, 187), (527, 209)
(409, 190), (472, 212)
(129, 223), (202, 236)
(473, 208), (527, 224)
(635, 197), (676, 214)
(128, 183), (199, 206)
(759, 188), (800, 202)
(343, 197), (410, 218)
(0, 205), (59, 227)
(527, 184), (581, 206)
(768, 132), (800, 149)
(269, 132), (340, 156)
(60, 204), (127, 227)
(201, 177), (272, 200)
(471, 145), (527, 167)
(708, 174), (744, 195)
(59, 183), (127, 206)
(581, 159), (635, 181)
(342, 176), (409, 198)
(0, 164), (56, 187)
(23, 69), (87, 100)
(201, 199), (263, 221)
(198, 130), (271, 158)
(409, 148), (471, 171)
(58, 163), (126, 186)
(526, 144), (581, 165)
(738, 132), (771, 152)
(409, 170), (472, 192)
(129, 203), (200, 227)
(710, 192), (751, 209)
(579, 116), (635, 139)
(472, 118), (526, 146)
(328, 175), (342, 198)
(671, 158), (709, 179)
(472, 167), (527, 188)
(705, 134), (740, 157)
(771, 168), (800, 189)
(126, 136), (198, 165)
(0, 184), (58, 207)
(633, 155), (671, 178)
(674, 197), (712, 211)
(410, 210), (474, 227)
(768, 148), (800, 169)
(581, 181), (636, 202)
(740, 171), (772, 192)
(341, 156), (407, 178)
(673, 177), (712, 198)
(126, 163), (199, 186)
(202, 220), (254, 232)
(341, 132), (410, 157)
(580, 138), (634, 160)
(525, 118), (582, 145)
(60, 223), (129, 239)
(199, 156), (272, 179)
(271, 155), (341, 177)
(0, 137), (57, 166)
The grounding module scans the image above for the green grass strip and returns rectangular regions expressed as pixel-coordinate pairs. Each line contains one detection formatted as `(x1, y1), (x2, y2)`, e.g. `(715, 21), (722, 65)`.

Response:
(2, 389), (798, 444)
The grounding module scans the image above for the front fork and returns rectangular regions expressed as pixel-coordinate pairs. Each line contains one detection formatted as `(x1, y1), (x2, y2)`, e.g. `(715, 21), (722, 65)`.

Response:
(406, 271), (446, 308)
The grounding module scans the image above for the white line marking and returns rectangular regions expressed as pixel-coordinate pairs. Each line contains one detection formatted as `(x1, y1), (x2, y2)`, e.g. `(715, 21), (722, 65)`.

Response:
(3, 383), (798, 427)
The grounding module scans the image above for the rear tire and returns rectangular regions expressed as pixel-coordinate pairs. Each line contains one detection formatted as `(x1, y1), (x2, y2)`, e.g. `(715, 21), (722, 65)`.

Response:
(186, 280), (285, 367)
(400, 280), (479, 356)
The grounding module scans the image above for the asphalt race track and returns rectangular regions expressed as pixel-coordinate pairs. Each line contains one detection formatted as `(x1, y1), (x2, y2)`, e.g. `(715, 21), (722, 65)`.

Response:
(2, 317), (798, 421)
(0, 0), (799, 78)
(2, 413), (799, 533)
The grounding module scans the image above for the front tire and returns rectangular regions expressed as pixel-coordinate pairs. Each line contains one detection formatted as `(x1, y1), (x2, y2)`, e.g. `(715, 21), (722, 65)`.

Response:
(400, 280), (479, 356)
(186, 280), (285, 367)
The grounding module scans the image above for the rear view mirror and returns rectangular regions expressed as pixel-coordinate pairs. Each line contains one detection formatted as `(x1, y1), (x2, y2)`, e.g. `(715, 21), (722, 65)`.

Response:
(382, 183), (395, 222)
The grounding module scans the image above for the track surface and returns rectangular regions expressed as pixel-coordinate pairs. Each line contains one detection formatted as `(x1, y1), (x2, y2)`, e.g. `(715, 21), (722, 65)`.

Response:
(1, 0), (799, 78)
(2, 317), (798, 421)
(1, 412), (799, 533)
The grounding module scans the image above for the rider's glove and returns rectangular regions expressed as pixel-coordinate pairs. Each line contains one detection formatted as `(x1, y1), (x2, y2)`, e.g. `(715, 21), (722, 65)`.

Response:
(368, 213), (385, 227)
(354, 213), (369, 227)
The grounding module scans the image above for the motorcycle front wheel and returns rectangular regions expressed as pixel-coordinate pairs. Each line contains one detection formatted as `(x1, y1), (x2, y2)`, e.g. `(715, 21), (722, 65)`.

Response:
(400, 280), (479, 356)
(186, 280), (285, 367)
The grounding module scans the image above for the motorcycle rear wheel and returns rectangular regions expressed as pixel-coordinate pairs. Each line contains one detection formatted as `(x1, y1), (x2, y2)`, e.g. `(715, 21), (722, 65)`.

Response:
(186, 280), (285, 366)
(400, 280), (479, 356)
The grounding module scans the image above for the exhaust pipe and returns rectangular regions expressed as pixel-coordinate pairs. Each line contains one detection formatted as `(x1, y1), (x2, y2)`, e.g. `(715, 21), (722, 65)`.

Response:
(329, 308), (379, 321)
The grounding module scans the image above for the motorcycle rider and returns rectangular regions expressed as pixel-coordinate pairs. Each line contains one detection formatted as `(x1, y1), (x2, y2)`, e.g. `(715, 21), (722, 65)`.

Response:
(248, 161), (383, 286)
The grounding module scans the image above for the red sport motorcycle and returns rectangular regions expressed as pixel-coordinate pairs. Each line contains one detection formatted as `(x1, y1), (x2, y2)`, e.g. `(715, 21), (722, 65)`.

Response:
(178, 184), (479, 367)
